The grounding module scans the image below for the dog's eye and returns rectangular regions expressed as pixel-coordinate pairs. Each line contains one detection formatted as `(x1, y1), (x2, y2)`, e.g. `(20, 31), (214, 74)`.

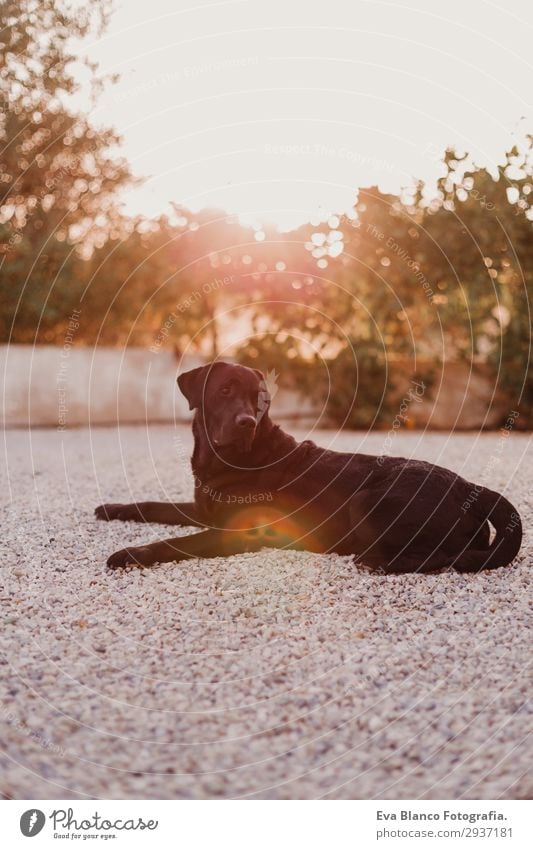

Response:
(220, 386), (231, 396)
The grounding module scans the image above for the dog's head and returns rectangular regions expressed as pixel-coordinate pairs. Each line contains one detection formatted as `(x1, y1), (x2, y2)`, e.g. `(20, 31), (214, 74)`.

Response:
(178, 361), (270, 455)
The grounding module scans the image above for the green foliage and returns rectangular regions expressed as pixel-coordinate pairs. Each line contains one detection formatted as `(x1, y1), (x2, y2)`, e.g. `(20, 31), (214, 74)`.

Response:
(422, 144), (533, 420)
(0, 0), (133, 343)
(0, 3), (530, 425)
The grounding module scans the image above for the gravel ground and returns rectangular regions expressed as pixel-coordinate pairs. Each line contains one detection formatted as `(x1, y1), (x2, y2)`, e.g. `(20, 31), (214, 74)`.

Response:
(0, 425), (531, 800)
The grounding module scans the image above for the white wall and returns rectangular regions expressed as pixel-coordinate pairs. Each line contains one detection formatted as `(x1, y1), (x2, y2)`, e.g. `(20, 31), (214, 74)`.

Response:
(0, 346), (318, 428)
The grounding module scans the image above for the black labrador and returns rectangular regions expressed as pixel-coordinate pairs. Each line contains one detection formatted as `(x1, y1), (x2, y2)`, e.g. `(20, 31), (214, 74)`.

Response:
(96, 361), (522, 573)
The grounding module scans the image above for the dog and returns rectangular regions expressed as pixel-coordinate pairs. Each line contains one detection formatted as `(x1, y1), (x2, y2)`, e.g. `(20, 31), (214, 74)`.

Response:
(96, 361), (522, 573)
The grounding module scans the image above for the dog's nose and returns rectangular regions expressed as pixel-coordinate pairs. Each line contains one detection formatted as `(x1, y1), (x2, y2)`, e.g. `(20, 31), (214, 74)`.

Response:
(235, 414), (256, 430)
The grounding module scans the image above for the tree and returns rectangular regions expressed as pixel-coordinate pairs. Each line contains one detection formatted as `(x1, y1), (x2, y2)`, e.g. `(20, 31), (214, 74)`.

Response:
(418, 144), (533, 421)
(0, 0), (133, 343)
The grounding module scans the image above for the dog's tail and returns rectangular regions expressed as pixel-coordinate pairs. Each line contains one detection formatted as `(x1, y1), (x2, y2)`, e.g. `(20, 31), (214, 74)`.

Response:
(453, 487), (522, 573)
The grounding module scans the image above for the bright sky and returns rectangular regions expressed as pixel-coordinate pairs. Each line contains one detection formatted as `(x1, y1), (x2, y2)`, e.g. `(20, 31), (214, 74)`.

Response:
(85, 0), (533, 230)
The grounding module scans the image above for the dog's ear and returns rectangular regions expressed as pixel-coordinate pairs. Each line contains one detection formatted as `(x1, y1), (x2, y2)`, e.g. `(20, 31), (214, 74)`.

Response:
(177, 365), (210, 410)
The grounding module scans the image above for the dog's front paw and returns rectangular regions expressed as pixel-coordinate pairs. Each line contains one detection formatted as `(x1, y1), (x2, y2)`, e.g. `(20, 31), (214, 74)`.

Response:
(106, 545), (155, 570)
(95, 503), (141, 522)
(95, 503), (122, 521)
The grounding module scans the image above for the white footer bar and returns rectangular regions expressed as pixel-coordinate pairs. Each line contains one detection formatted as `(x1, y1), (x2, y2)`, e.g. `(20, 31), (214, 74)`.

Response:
(4, 799), (531, 848)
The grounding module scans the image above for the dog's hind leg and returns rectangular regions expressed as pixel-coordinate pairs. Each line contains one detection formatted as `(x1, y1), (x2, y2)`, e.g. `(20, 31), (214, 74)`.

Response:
(95, 501), (205, 526)
(371, 550), (454, 574)
(374, 520), (490, 574)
